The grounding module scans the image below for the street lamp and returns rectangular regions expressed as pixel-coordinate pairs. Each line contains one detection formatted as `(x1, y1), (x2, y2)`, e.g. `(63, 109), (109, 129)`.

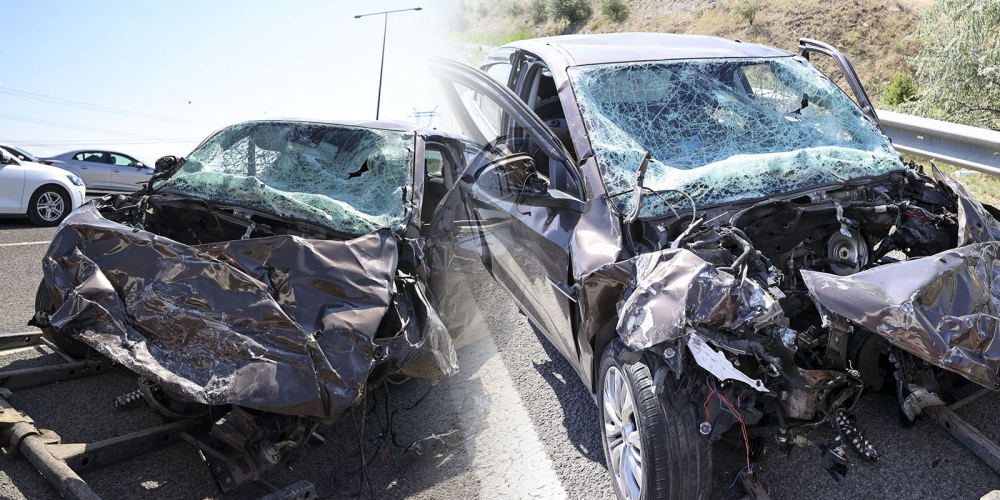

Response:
(354, 7), (423, 120)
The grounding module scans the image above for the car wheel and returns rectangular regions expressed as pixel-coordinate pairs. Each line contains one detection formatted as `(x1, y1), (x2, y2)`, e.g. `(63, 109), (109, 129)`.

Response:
(598, 338), (711, 500)
(34, 280), (93, 359)
(27, 186), (71, 226)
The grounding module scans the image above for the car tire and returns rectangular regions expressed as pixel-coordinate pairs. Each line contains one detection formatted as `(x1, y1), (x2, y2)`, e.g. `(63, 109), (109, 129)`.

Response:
(34, 280), (93, 358)
(598, 338), (712, 500)
(27, 185), (71, 226)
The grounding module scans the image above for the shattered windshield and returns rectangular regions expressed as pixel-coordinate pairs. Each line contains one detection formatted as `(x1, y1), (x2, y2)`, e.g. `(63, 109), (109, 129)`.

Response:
(568, 57), (903, 217)
(160, 121), (415, 235)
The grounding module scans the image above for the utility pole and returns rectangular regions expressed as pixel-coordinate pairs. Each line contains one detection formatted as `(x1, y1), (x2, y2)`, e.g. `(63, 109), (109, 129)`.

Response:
(354, 7), (423, 120)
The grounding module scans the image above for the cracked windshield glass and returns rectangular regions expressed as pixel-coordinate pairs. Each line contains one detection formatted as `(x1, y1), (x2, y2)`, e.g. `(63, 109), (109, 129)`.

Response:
(569, 57), (903, 217)
(159, 121), (415, 235)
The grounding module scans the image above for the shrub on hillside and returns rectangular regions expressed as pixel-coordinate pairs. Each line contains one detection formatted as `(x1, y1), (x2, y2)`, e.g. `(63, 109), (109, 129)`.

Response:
(883, 73), (919, 107)
(531, 0), (548, 23)
(600, 0), (629, 20)
(730, 0), (761, 26)
(549, 0), (592, 23)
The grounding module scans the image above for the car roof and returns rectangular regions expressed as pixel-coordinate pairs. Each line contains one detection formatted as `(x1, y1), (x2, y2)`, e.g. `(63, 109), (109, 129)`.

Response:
(501, 32), (792, 67)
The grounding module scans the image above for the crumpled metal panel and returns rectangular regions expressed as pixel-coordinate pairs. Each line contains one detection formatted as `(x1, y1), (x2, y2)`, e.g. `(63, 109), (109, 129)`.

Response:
(42, 204), (456, 419)
(801, 242), (1000, 389)
(802, 168), (1000, 389)
(614, 247), (783, 350)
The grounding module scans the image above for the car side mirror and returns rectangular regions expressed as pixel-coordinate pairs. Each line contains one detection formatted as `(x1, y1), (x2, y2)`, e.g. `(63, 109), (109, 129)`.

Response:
(136, 162), (146, 169)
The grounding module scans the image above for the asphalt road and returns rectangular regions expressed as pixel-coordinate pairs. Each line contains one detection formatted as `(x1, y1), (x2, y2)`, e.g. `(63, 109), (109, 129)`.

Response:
(2, 206), (1000, 500)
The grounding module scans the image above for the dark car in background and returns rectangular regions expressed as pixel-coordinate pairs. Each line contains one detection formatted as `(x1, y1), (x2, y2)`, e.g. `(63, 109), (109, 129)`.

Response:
(32, 119), (469, 494)
(427, 33), (1000, 500)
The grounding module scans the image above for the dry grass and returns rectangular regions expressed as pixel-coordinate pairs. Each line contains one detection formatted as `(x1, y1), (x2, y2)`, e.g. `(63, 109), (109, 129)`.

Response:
(906, 155), (1000, 207)
(456, 0), (927, 103)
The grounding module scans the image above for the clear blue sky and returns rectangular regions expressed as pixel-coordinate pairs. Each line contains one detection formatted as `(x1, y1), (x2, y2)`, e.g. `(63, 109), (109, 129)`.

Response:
(1, 0), (454, 162)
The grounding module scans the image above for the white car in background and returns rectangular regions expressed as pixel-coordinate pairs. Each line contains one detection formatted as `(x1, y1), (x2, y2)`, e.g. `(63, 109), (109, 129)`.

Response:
(0, 149), (86, 226)
(0, 145), (41, 163)
(41, 149), (152, 192)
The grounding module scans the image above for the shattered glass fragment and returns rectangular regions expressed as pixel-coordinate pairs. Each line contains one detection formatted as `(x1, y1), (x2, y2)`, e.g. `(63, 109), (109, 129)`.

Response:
(568, 57), (903, 216)
(159, 121), (415, 235)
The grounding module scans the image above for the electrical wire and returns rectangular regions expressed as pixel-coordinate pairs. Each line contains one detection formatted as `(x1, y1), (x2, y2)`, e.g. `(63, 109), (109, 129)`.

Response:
(709, 376), (752, 473)
(0, 85), (210, 125)
(0, 112), (162, 139)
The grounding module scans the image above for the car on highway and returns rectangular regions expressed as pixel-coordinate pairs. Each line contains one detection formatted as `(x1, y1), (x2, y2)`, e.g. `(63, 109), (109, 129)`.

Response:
(427, 33), (1000, 500)
(40, 149), (152, 192)
(31, 119), (469, 496)
(0, 144), (41, 163)
(0, 148), (86, 226)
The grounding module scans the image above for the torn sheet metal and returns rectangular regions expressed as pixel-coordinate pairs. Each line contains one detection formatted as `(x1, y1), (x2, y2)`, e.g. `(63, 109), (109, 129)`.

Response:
(614, 247), (783, 350)
(687, 334), (768, 392)
(42, 204), (457, 419)
(802, 241), (1000, 389)
(801, 168), (1000, 389)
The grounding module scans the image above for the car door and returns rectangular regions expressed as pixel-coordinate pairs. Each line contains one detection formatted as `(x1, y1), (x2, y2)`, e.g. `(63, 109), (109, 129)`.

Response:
(798, 38), (881, 128)
(430, 57), (587, 367)
(0, 154), (25, 213)
(108, 153), (151, 191)
(73, 151), (112, 189)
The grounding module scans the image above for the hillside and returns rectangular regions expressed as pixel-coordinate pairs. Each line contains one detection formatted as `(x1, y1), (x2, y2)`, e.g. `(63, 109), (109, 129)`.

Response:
(451, 0), (927, 104)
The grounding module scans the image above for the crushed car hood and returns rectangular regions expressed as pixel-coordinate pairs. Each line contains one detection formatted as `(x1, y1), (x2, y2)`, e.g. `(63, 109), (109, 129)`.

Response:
(41, 204), (457, 418)
(802, 242), (1000, 389)
(802, 168), (1000, 389)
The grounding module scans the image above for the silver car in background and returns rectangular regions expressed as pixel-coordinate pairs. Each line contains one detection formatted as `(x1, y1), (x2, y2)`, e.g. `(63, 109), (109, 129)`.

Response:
(41, 149), (152, 192)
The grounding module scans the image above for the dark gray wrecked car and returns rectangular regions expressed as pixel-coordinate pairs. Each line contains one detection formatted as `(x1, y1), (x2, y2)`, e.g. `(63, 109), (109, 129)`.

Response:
(425, 33), (1000, 499)
(31, 119), (464, 492)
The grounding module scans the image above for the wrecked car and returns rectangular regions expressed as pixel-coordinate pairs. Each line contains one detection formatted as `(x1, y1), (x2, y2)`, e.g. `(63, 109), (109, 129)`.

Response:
(30, 119), (467, 493)
(427, 33), (1000, 499)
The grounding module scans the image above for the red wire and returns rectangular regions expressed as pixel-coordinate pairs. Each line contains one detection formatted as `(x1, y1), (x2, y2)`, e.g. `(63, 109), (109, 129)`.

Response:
(703, 385), (717, 423)
(905, 211), (931, 221)
(711, 376), (752, 471)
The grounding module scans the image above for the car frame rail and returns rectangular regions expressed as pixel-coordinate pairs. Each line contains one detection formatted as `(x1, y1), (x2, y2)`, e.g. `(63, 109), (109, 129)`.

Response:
(0, 331), (316, 500)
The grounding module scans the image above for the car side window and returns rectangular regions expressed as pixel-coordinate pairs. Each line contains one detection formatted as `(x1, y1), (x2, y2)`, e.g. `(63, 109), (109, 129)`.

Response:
(425, 148), (447, 178)
(109, 153), (134, 166)
(81, 152), (107, 163)
(484, 62), (513, 89)
(443, 79), (582, 199)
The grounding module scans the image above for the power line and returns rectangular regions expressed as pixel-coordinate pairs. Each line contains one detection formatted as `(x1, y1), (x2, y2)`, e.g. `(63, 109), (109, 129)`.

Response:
(0, 138), (200, 146)
(0, 86), (211, 125)
(0, 112), (165, 139)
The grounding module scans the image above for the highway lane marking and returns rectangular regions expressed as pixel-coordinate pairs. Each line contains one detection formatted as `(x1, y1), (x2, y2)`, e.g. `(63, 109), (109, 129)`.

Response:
(0, 240), (49, 247)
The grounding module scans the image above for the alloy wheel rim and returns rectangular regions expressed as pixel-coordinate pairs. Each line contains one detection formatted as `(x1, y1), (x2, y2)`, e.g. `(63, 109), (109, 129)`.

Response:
(603, 365), (643, 500)
(36, 192), (65, 222)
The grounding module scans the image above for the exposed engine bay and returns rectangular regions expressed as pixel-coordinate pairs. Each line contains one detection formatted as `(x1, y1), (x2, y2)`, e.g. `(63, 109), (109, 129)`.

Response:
(594, 162), (1000, 480)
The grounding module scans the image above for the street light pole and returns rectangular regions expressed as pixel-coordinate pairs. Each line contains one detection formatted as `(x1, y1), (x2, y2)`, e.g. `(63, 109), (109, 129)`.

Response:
(354, 7), (422, 120)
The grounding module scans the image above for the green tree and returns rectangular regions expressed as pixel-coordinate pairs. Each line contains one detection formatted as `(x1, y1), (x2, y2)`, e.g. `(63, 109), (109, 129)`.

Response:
(530, 0), (547, 22)
(549, 0), (592, 23)
(903, 0), (1000, 130)
(730, 0), (761, 26)
(600, 0), (629, 20)
(883, 73), (919, 107)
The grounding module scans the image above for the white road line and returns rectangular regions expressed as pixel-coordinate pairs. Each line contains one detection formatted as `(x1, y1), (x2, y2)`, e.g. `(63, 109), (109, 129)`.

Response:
(443, 277), (569, 499)
(0, 240), (49, 247)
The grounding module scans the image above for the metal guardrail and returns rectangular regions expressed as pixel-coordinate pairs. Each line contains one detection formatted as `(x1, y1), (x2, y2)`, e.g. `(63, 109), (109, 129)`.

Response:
(877, 109), (1000, 176)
